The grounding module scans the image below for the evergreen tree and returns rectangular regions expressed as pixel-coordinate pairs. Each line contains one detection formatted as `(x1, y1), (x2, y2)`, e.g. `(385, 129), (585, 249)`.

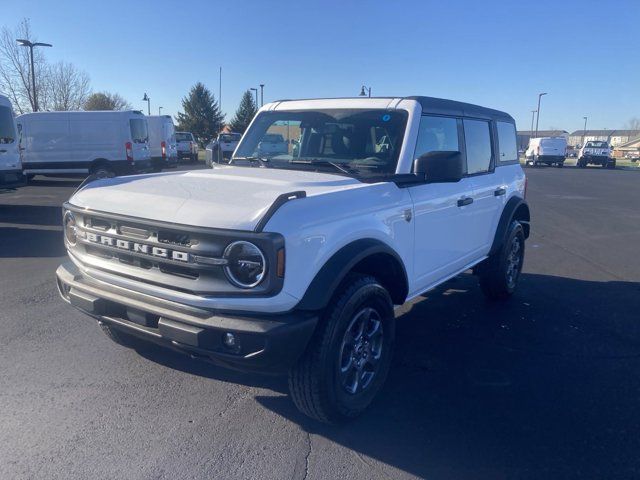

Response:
(228, 90), (258, 134)
(175, 82), (224, 146)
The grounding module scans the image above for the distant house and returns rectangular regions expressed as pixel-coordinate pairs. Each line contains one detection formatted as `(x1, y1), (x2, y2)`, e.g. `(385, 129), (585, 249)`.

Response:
(568, 130), (640, 148)
(516, 130), (569, 150)
(611, 136), (640, 158)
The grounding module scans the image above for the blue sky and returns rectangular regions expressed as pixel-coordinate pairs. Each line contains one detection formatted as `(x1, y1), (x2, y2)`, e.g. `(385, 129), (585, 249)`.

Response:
(3, 0), (638, 131)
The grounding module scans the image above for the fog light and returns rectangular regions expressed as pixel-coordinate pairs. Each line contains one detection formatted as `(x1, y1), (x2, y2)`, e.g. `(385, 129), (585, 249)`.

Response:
(223, 332), (237, 348)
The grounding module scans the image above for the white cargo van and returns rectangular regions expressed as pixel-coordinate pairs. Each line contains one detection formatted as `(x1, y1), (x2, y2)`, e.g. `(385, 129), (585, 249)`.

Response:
(0, 94), (25, 188)
(146, 115), (177, 172)
(525, 136), (567, 167)
(17, 110), (152, 178)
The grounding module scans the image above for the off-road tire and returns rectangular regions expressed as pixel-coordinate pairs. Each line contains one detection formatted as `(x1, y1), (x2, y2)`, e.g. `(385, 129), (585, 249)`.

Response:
(478, 221), (525, 300)
(100, 323), (140, 348)
(90, 164), (116, 179)
(288, 274), (395, 424)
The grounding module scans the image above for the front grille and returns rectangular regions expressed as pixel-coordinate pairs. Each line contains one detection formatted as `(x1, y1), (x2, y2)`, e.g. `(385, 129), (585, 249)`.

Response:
(64, 204), (285, 297)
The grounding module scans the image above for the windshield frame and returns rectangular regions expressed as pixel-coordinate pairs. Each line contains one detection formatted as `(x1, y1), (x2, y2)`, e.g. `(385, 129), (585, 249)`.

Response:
(232, 108), (409, 181)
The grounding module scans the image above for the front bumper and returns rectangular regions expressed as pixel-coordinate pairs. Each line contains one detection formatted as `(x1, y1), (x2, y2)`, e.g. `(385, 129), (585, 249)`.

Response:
(56, 261), (318, 374)
(0, 169), (26, 188)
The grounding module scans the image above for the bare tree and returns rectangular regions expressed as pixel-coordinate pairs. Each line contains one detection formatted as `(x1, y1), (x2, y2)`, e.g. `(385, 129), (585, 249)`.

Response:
(84, 91), (132, 111)
(46, 61), (90, 111)
(0, 18), (47, 114)
(625, 117), (640, 131)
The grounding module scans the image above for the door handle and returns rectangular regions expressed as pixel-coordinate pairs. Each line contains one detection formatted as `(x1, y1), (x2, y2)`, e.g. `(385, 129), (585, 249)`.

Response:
(0, 149), (7, 153)
(494, 188), (507, 196)
(457, 197), (473, 207)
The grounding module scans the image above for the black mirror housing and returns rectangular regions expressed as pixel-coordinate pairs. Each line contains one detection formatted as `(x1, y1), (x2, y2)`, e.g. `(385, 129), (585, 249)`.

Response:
(413, 151), (463, 183)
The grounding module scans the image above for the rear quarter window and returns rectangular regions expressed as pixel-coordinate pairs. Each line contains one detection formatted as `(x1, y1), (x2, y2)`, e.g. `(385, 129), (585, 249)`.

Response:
(496, 121), (517, 163)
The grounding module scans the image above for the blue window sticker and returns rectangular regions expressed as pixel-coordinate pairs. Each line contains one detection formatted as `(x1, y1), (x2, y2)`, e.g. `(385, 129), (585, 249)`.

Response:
(382, 114), (391, 122)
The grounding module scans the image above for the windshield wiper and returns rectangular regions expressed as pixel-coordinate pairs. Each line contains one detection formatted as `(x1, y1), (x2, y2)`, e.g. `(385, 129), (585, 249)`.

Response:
(231, 156), (270, 167)
(290, 158), (354, 175)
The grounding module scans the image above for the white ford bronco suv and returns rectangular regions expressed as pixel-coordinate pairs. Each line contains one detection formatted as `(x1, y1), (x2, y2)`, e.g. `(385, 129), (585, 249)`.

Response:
(56, 96), (530, 423)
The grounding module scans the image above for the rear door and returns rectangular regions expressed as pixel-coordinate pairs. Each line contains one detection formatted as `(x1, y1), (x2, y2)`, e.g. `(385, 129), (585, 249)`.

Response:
(0, 104), (20, 172)
(129, 117), (150, 161)
(468, 120), (511, 255)
(408, 115), (478, 292)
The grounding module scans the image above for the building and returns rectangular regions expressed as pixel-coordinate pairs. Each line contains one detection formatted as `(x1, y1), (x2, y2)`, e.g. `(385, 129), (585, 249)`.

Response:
(516, 130), (569, 151)
(611, 136), (640, 159)
(568, 130), (640, 148)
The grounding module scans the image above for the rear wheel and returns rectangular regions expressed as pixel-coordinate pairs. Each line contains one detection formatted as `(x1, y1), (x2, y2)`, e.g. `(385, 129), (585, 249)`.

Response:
(478, 221), (525, 300)
(90, 163), (116, 179)
(288, 274), (395, 423)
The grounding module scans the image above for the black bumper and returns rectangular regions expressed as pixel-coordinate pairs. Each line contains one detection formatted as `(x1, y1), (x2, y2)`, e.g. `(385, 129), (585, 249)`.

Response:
(582, 155), (610, 163)
(0, 169), (26, 188)
(56, 261), (318, 374)
(537, 155), (565, 163)
(150, 156), (178, 170)
(177, 151), (194, 160)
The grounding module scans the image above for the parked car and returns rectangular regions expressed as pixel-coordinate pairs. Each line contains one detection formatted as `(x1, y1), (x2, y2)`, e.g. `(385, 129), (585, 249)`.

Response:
(175, 131), (198, 163)
(147, 115), (177, 172)
(524, 137), (567, 167)
(0, 94), (25, 189)
(205, 132), (242, 167)
(17, 110), (152, 179)
(257, 133), (288, 156)
(56, 96), (530, 423)
(578, 141), (615, 169)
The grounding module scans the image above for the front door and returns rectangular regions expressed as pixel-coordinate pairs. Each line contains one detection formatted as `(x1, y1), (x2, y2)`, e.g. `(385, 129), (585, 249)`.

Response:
(408, 115), (479, 295)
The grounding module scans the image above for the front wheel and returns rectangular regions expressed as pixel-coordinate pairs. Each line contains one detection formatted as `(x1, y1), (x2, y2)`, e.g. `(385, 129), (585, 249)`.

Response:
(288, 274), (395, 424)
(477, 221), (525, 300)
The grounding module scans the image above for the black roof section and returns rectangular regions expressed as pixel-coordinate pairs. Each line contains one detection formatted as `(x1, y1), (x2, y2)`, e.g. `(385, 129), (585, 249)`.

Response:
(406, 96), (514, 122)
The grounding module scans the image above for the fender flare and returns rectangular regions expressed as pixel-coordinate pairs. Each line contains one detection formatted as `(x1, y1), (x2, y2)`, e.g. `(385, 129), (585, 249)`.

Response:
(296, 238), (409, 311)
(489, 196), (530, 256)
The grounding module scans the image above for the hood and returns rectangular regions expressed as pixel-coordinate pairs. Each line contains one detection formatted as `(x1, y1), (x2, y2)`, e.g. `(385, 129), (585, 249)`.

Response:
(70, 166), (364, 231)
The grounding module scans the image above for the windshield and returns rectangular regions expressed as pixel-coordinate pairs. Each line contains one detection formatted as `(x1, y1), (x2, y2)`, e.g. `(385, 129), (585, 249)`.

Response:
(585, 141), (607, 148)
(0, 106), (16, 144)
(220, 134), (241, 142)
(233, 109), (408, 180)
(129, 118), (148, 143)
(175, 132), (193, 142)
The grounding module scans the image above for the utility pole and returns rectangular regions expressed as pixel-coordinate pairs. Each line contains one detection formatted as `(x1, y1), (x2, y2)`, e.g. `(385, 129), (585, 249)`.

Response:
(16, 39), (52, 112)
(219, 66), (222, 114)
(534, 92), (547, 138)
(530, 110), (537, 138)
(159, 106), (163, 115)
(582, 116), (587, 146)
(250, 88), (258, 107)
(259, 84), (264, 106)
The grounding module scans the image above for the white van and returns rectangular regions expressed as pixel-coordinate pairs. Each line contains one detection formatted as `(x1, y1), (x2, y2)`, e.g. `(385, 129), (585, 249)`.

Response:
(0, 94), (25, 188)
(17, 110), (152, 178)
(146, 115), (177, 172)
(525, 136), (567, 167)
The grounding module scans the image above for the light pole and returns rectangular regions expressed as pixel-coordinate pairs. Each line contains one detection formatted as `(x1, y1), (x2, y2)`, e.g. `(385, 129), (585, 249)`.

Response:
(534, 92), (547, 138)
(359, 85), (371, 97)
(158, 106), (163, 115)
(259, 84), (264, 107)
(530, 110), (537, 137)
(250, 88), (258, 107)
(582, 116), (587, 146)
(16, 39), (52, 112)
(142, 93), (151, 115)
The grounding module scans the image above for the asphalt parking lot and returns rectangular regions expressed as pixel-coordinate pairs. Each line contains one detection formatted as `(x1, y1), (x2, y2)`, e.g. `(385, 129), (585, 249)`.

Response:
(1, 165), (639, 479)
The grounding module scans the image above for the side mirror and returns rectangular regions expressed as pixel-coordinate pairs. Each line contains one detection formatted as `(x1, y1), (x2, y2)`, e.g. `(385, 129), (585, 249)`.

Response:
(413, 151), (463, 183)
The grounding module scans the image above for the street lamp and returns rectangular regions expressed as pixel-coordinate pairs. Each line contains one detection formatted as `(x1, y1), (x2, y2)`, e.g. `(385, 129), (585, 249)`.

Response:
(359, 85), (371, 97)
(259, 84), (264, 107)
(158, 106), (163, 115)
(142, 93), (150, 115)
(250, 88), (258, 107)
(16, 39), (52, 112)
(530, 110), (537, 138)
(534, 92), (547, 138)
(581, 116), (587, 146)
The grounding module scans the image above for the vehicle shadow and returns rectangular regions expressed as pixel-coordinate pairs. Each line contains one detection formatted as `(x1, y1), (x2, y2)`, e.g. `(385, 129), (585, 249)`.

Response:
(252, 273), (640, 479)
(0, 204), (64, 227)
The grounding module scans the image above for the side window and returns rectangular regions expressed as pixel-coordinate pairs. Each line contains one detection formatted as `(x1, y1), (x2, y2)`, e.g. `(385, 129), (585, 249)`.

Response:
(414, 115), (459, 159)
(463, 119), (492, 174)
(496, 121), (517, 163)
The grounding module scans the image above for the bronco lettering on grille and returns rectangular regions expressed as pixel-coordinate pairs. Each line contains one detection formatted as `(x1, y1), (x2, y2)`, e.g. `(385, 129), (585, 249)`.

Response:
(84, 233), (189, 262)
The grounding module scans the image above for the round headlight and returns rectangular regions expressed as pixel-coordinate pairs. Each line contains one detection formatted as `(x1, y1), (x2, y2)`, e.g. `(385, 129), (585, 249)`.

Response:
(64, 211), (77, 246)
(223, 241), (266, 288)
